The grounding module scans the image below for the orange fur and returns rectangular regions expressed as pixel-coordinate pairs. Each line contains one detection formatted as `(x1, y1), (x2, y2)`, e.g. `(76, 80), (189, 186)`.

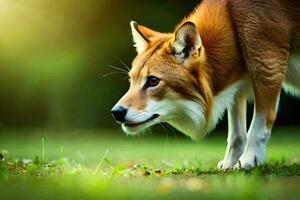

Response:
(112, 0), (300, 169)
(114, 0), (300, 137)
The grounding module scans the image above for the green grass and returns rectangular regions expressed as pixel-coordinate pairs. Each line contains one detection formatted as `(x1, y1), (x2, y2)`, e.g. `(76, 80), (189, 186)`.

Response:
(0, 128), (300, 200)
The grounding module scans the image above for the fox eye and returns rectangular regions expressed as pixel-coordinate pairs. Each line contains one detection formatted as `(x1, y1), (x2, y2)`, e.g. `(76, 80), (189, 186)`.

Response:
(145, 76), (160, 88)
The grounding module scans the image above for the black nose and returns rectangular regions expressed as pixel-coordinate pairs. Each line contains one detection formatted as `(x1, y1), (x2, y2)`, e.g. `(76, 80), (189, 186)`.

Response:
(111, 106), (127, 123)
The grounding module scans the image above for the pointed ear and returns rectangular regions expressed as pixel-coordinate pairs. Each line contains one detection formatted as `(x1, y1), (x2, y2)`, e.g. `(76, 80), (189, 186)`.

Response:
(130, 21), (161, 54)
(172, 22), (202, 56)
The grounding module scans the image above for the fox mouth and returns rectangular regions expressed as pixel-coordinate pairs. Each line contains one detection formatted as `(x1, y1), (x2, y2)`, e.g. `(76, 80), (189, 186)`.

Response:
(123, 114), (159, 128)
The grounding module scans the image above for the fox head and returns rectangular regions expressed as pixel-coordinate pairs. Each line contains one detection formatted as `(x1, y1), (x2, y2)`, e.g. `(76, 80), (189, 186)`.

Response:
(111, 21), (214, 140)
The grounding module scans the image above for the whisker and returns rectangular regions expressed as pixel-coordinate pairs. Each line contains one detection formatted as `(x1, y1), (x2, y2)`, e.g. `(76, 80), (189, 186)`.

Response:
(108, 64), (128, 73)
(159, 123), (169, 142)
(116, 56), (131, 72)
(162, 116), (181, 138)
(102, 71), (127, 78)
(168, 125), (178, 138)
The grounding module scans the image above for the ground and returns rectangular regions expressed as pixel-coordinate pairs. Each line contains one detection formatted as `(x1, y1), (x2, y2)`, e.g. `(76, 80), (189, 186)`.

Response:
(0, 128), (300, 200)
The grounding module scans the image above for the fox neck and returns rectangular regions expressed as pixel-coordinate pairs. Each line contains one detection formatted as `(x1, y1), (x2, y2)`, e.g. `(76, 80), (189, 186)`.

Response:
(169, 36), (246, 139)
(197, 0), (247, 132)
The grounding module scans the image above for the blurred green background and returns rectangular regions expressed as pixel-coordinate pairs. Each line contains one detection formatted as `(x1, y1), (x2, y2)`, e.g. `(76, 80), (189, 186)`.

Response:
(0, 1), (299, 199)
(0, 0), (299, 131)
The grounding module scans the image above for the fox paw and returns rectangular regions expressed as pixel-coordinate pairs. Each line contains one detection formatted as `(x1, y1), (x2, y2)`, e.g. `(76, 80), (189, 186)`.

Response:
(218, 159), (238, 170)
(218, 140), (246, 170)
(234, 150), (265, 170)
(217, 160), (225, 169)
(234, 156), (260, 170)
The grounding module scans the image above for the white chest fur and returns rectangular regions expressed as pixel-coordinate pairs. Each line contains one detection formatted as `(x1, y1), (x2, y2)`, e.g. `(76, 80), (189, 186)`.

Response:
(167, 77), (248, 140)
(208, 78), (249, 133)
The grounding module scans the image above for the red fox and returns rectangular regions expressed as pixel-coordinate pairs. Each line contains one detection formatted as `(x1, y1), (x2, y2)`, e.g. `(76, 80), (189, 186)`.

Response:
(111, 0), (300, 169)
